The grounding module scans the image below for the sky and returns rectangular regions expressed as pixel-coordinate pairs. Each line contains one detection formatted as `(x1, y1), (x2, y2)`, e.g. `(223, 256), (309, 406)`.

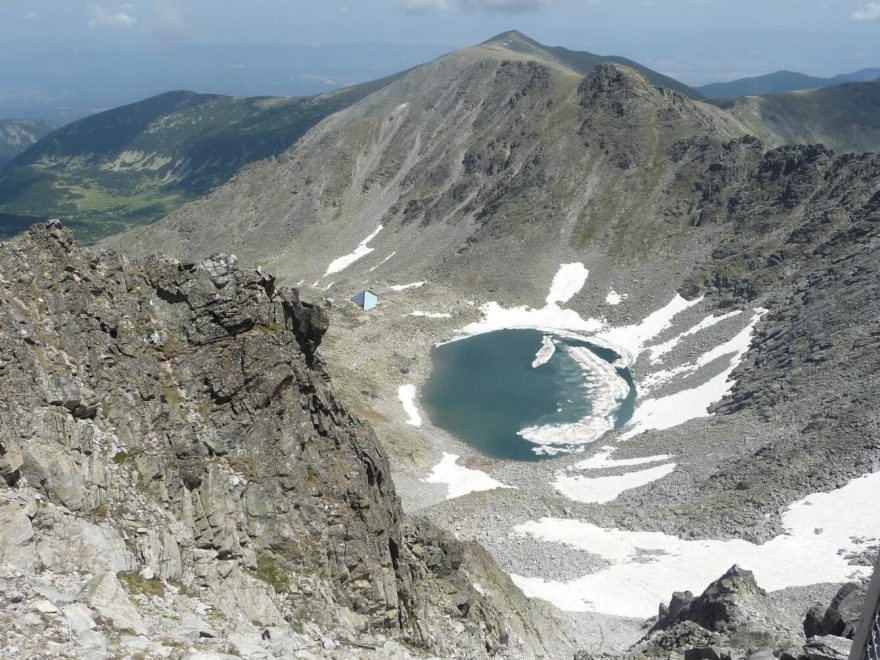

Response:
(0, 0), (878, 91)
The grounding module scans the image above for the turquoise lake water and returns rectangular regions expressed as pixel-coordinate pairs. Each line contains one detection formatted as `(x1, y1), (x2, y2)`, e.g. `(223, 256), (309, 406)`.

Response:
(422, 329), (636, 461)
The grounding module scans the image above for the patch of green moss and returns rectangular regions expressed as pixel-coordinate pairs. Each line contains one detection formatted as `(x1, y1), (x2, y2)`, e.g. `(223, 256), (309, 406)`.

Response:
(254, 551), (291, 594)
(117, 570), (165, 598)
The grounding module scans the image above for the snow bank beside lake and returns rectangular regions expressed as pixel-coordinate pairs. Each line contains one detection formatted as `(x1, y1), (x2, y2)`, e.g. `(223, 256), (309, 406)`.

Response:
(547, 263), (590, 305)
(622, 309), (766, 439)
(424, 453), (515, 500)
(398, 384), (422, 427)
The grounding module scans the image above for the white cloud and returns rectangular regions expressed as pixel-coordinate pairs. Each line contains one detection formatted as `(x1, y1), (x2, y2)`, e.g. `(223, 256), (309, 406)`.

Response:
(399, 0), (449, 12)
(149, 1), (188, 42)
(461, 0), (561, 11)
(852, 2), (880, 21)
(87, 5), (138, 28)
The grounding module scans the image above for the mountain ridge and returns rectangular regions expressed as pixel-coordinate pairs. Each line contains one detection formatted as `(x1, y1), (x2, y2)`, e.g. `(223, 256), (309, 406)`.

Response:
(714, 78), (880, 153)
(0, 31), (701, 243)
(697, 67), (880, 99)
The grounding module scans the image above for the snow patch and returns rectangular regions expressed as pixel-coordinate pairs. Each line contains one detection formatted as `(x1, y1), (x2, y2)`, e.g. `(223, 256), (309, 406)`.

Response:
(532, 335), (556, 368)
(546, 263), (589, 305)
(573, 446), (672, 470)
(398, 384), (422, 427)
(368, 251), (396, 272)
(323, 225), (383, 276)
(409, 311), (452, 319)
(390, 281), (426, 291)
(424, 453), (515, 500)
(622, 309), (766, 439)
(512, 470), (880, 617)
(605, 290), (627, 306)
(554, 462), (677, 504)
(597, 294), (703, 367)
(646, 311), (743, 365)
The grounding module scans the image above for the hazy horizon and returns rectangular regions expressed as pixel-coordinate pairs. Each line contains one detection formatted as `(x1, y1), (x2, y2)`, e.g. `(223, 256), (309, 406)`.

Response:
(1, 0), (878, 123)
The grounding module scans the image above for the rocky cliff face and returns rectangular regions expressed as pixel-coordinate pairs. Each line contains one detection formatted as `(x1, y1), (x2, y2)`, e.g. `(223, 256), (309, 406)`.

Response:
(0, 221), (559, 658)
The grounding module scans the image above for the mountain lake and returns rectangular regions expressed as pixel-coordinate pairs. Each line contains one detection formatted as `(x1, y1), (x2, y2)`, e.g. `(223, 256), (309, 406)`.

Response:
(423, 329), (636, 461)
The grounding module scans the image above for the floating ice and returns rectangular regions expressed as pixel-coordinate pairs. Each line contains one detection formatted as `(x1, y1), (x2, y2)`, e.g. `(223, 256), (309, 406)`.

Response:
(531, 335), (556, 368)
(518, 346), (630, 451)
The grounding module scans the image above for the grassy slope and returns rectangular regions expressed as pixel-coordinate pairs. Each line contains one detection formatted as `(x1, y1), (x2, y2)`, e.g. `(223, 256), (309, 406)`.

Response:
(0, 73), (403, 243)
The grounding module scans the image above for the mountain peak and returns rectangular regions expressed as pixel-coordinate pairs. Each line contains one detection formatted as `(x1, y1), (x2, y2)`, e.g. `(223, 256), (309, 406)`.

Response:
(479, 30), (549, 57)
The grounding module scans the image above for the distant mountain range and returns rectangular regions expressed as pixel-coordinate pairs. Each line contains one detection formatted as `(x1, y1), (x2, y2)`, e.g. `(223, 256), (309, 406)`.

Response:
(697, 68), (880, 99)
(0, 119), (56, 168)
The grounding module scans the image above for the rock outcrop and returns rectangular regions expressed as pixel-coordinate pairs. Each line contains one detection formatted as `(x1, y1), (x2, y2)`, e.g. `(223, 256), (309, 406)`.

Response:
(640, 566), (794, 655)
(0, 221), (558, 658)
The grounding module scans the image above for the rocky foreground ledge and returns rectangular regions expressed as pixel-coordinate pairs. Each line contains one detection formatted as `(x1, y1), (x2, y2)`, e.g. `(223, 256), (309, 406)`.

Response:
(0, 221), (564, 659)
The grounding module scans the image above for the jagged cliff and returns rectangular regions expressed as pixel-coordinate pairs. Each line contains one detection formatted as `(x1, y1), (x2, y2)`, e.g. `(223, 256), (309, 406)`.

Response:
(0, 221), (563, 658)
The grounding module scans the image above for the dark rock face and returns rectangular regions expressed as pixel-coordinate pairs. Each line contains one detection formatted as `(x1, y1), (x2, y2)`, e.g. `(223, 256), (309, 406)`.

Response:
(0, 221), (539, 655)
(804, 581), (868, 639)
(641, 566), (792, 656)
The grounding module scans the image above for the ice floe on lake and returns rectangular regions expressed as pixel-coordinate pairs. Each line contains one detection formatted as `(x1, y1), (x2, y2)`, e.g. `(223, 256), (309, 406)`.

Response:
(423, 453), (515, 500)
(518, 345), (630, 451)
(512, 470), (880, 618)
(531, 335), (556, 368)
(444, 263), (766, 451)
